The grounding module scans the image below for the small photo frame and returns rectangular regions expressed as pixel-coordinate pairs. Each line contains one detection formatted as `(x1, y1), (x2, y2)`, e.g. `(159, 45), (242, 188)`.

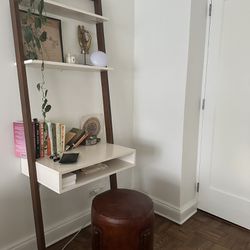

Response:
(20, 11), (64, 62)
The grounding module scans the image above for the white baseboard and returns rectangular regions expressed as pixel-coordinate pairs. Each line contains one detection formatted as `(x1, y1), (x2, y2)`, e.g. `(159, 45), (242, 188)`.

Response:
(179, 199), (198, 224)
(151, 195), (197, 224)
(5, 209), (91, 250)
(4, 193), (197, 250)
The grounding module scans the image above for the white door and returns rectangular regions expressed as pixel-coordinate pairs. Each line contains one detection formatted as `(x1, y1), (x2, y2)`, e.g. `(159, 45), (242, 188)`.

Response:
(198, 0), (250, 229)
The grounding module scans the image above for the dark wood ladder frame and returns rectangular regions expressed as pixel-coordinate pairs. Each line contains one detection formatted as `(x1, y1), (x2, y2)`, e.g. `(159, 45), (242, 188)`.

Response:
(10, 0), (117, 249)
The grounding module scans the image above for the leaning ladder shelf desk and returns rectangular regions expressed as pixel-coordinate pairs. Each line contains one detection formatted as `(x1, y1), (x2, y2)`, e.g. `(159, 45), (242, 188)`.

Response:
(10, 0), (135, 249)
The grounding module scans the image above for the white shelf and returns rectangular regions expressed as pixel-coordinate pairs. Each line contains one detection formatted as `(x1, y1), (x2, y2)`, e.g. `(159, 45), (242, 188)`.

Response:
(21, 143), (136, 194)
(62, 159), (134, 193)
(24, 60), (113, 72)
(20, 0), (108, 23)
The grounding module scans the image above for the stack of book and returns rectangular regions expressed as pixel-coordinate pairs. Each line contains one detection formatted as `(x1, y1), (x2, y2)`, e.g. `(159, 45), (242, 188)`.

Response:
(46, 121), (66, 157)
(13, 119), (94, 159)
(62, 173), (77, 188)
(13, 119), (66, 159)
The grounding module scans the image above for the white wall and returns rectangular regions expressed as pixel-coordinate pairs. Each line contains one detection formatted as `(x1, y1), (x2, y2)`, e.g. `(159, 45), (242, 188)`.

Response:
(134, 0), (207, 222)
(0, 0), (134, 249)
(134, 0), (192, 207)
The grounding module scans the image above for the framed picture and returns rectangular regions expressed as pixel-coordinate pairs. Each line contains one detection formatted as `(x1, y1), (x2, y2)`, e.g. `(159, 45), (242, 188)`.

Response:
(20, 11), (64, 62)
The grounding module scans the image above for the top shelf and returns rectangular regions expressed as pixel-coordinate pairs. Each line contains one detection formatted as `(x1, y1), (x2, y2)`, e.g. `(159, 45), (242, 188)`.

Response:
(20, 0), (109, 23)
(24, 60), (113, 72)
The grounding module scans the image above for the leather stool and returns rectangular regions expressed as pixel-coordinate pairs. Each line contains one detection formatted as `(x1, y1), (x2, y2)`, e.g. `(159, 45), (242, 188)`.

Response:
(91, 189), (154, 250)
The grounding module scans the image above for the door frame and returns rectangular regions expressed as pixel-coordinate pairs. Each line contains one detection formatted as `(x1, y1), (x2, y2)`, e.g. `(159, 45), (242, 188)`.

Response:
(196, 0), (213, 202)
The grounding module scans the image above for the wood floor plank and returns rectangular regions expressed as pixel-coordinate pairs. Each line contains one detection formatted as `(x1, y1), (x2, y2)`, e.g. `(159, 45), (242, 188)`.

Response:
(48, 210), (250, 250)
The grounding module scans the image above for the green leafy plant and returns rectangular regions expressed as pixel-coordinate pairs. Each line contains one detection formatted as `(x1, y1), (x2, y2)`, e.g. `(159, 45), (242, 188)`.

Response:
(37, 62), (51, 119)
(19, 0), (51, 121)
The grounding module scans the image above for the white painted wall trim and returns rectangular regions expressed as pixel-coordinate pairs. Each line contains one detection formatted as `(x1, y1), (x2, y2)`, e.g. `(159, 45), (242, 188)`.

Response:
(179, 198), (198, 224)
(4, 209), (91, 250)
(196, 0), (213, 206)
(151, 195), (197, 225)
(3, 195), (197, 250)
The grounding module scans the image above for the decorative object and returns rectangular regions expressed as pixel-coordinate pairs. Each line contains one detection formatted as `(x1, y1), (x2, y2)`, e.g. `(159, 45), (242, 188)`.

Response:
(20, 11), (64, 62)
(82, 117), (101, 136)
(70, 56), (76, 64)
(80, 114), (104, 136)
(85, 135), (101, 146)
(78, 25), (92, 65)
(65, 53), (76, 64)
(90, 51), (108, 67)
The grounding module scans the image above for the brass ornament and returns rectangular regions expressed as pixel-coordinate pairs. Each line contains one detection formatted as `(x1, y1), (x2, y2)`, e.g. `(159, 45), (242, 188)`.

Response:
(78, 25), (92, 64)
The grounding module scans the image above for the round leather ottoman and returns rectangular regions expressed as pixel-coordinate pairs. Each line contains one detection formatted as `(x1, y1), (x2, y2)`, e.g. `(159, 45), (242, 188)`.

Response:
(91, 189), (154, 250)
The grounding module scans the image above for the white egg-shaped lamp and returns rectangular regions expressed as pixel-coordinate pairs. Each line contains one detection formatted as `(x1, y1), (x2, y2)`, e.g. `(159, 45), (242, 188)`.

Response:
(90, 51), (108, 67)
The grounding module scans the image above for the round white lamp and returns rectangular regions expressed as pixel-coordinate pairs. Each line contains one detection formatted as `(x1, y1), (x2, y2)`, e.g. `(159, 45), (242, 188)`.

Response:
(90, 51), (108, 67)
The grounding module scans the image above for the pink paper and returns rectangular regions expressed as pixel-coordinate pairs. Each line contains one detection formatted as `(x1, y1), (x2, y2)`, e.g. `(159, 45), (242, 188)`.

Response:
(13, 122), (27, 158)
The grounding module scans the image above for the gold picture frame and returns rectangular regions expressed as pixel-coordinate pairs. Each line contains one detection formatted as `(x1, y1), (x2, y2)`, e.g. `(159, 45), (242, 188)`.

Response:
(20, 11), (64, 62)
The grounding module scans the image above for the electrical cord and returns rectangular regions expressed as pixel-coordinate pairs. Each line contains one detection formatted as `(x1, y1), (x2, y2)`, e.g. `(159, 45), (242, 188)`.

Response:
(61, 229), (82, 250)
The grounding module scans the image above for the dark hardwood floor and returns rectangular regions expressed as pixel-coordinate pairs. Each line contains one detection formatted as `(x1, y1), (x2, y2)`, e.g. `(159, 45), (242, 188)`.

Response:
(48, 210), (250, 250)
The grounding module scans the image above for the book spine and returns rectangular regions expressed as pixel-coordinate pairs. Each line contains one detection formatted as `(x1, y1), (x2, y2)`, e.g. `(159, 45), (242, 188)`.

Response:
(56, 123), (61, 154)
(33, 119), (40, 159)
(46, 122), (53, 156)
(39, 121), (44, 158)
(51, 123), (57, 155)
(47, 137), (51, 157)
(13, 121), (27, 158)
(43, 122), (48, 155)
(32, 121), (36, 155)
(60, 124), (66, 153)
(73, 132), (89, 148)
